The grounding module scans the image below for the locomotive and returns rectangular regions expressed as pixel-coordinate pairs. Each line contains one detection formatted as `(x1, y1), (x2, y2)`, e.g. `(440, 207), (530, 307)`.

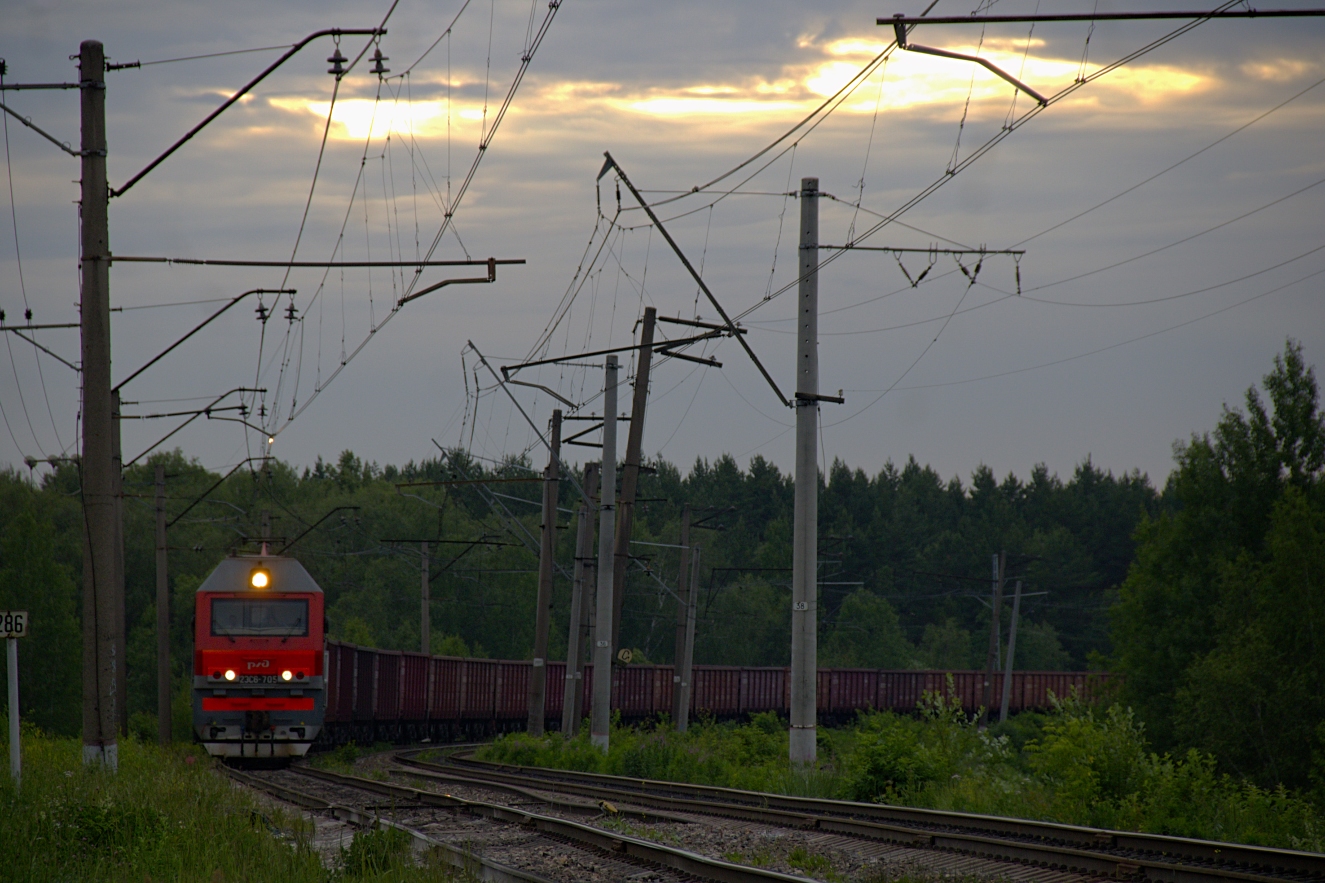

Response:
(192, 553), (326, 759)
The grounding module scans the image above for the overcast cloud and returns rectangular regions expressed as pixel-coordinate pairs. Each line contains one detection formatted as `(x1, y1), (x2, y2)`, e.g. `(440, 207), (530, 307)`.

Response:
(2, 0), (1323, 488)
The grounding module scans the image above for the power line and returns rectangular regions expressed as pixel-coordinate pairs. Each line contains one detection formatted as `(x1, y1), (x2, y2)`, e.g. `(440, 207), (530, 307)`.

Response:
(847, 262), (1325, 396)
(1, 65), (61, 454)
(736, 0), (1246, 324)
(1011, 74), (1325, 248)
(116, 44), (296, 68)
(1022, 175), (1325, 293)
(267, 0), (561, 437)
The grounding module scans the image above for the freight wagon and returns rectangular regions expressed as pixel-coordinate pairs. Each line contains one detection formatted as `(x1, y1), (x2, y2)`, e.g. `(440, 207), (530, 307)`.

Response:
(321, 639), (1108, 744)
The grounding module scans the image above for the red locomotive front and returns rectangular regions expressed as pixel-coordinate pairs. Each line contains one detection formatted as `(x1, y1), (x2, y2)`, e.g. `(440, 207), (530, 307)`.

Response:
(193, 554), (326, 759)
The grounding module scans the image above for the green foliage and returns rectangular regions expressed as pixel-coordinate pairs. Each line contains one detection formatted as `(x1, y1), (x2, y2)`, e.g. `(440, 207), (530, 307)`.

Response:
(431, 632), (482, 658)
(0, 510), (80, 735)
(337, 825), (413, 878)
(917, 619), (976, 670)
(821, 590), (913, 668)
(1012, 620), (1071, 671)
(0, 732), (326, 882)
(1113, 340), (1325, 788)
(481, 694), (1325, 851)
(0, 400), (1156, 750)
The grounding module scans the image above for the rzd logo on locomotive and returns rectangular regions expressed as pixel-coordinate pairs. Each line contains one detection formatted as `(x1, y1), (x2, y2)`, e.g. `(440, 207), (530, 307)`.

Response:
(246, 660), (271, 670)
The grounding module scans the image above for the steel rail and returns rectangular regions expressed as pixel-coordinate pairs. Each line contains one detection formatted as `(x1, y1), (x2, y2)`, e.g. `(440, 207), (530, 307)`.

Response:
(222, 765), (558, 883)
(416, 753), (1325, 883)
(287, 764), (811, 882)
(383, 765), (696, 826)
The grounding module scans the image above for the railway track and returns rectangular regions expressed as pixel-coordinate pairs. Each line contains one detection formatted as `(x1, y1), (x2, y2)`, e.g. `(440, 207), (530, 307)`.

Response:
(389, 750), (1325, 883)
(224, 761), (816, 882)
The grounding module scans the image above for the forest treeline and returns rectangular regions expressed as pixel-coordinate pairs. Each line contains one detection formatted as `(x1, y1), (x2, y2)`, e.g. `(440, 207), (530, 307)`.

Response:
(0, 342), (1321, 792)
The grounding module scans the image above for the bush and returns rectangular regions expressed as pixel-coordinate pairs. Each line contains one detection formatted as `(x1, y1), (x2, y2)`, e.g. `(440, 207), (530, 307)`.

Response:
(479, 692), (1325, 850)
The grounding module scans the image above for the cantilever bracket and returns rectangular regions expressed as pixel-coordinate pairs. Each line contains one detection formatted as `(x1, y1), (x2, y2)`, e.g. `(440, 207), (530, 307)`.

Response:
(893, 15), (1048, 106)
(398, 258), (503, 306)
(796, 391), (845, 405)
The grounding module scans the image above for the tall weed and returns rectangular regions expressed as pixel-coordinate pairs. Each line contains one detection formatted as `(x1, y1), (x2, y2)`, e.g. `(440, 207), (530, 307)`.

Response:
(478, 691), (1325, 851)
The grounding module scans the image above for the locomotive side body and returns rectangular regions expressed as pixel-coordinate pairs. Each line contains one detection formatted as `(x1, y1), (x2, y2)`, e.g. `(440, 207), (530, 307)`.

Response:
(193, 556), (326, 759)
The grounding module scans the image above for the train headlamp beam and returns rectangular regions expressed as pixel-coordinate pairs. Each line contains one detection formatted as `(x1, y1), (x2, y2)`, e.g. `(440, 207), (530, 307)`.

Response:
(249, 567), (270, 589)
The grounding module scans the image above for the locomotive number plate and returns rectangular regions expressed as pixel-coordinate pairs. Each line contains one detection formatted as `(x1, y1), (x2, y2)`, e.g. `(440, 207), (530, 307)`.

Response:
(238, 675), (284, 685)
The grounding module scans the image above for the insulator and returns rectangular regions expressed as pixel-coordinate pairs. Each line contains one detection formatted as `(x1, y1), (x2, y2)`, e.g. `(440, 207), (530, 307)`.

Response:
(370, 48), (390, 76)
(327, 48), (347, 77)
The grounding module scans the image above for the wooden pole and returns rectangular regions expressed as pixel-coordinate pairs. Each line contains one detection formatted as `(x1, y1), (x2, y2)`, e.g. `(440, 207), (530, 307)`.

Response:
(609, 307), (656, 653)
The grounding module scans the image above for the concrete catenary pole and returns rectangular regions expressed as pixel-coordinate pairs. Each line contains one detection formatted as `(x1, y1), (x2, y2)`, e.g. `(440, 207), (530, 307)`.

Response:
(610, 307), (656, 653)
(590, 357), (618, 751)
(981, 551), (1006, 728)
(677, 543), (700, 733)
(527, 409), (562, 735)
(671, 504), (692, 727)
(999, 579), (1022, 724)
(562, 462), (598, 736)
(420, 542), (430, 654)
(789, 177), (820, 766)
(111, 392), (126, 737)
(155, 465), (169, 745)
(80, 39), (120, 770)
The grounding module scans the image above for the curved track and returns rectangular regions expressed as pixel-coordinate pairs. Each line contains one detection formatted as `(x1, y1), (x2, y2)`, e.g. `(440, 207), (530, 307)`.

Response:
(393, 750), (1325, 883)
(225, 762), (816, 882)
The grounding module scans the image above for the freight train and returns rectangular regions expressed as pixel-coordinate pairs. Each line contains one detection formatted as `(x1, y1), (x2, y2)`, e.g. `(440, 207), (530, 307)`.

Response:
(194, 554), (1108, 755)
(320, 641), (1108, 744)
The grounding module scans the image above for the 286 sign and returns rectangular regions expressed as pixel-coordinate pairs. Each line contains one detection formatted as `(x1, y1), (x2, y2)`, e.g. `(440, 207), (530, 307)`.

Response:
(0, 611), (28, 638)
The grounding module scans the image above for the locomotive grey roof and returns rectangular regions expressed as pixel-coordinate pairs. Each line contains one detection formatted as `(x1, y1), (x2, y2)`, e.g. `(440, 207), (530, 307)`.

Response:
(196, 555), (323, 595)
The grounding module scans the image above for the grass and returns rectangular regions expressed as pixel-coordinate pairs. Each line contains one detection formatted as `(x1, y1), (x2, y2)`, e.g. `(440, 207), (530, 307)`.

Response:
(0, 728), (465, 882)
(476, 693), (1325, 852)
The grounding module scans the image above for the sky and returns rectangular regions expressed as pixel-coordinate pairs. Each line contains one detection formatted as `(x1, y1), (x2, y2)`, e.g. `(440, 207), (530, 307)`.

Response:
(1, 0), (1322, 490)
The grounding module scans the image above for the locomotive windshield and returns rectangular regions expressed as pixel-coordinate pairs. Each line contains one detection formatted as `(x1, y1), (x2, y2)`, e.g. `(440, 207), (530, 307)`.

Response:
(211, 598), (309, 636)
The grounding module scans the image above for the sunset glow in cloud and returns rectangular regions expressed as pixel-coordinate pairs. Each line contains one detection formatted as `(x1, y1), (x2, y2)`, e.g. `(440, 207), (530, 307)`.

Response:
(273, 31), (1213, 140)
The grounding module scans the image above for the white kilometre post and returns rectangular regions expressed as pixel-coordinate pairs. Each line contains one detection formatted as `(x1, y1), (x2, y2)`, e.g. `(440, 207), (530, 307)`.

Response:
(590, 356), (619, 751)
(3, 610), (27, 786)
(7, 637), (18, 786)
(790, 176), (820, 766)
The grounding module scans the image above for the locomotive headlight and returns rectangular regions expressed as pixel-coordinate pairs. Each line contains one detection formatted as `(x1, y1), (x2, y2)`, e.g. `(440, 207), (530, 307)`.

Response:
(281, 670), (293, 681)
(249, 566), (271, 589)
(224, 669), (236, 681)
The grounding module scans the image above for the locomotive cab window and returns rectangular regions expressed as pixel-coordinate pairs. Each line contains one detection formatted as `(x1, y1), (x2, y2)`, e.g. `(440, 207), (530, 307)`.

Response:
(211, 598), (309, 636)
